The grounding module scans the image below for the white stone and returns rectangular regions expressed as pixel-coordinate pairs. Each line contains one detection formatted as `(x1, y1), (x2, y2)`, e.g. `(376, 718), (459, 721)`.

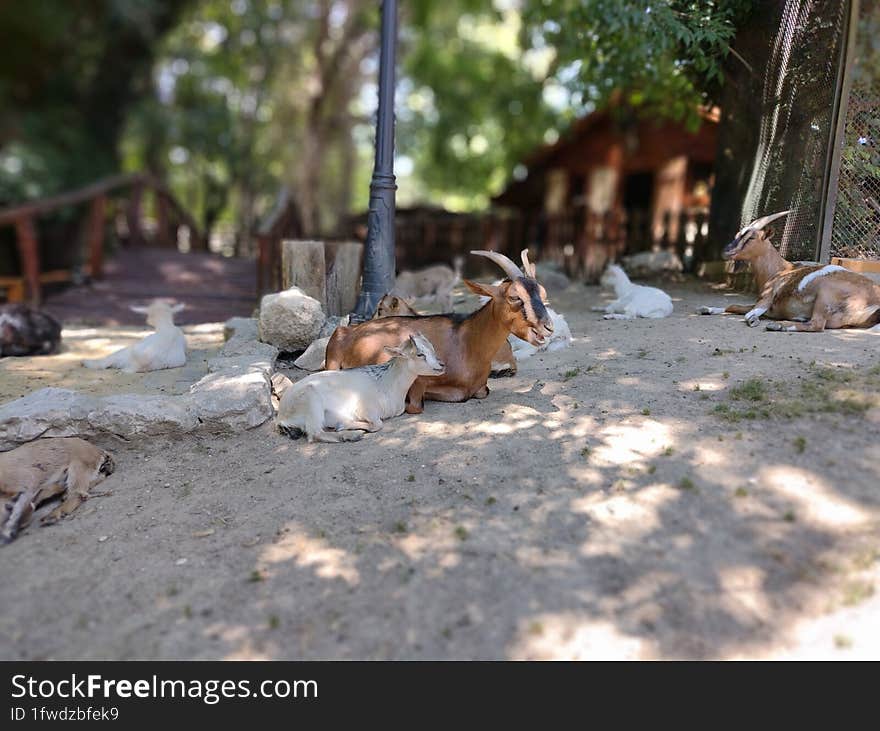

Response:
(259, 287), (324, 351)
(0, 321), (279, 451)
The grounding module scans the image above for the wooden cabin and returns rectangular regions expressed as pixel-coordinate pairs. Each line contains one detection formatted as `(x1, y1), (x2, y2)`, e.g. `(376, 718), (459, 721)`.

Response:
(492, 107), (719, 279)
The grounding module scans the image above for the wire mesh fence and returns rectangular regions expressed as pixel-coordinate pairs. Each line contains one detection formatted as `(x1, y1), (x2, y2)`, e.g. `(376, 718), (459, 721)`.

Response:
(710, 0), (848, 263)
(829, 0), (880, 260)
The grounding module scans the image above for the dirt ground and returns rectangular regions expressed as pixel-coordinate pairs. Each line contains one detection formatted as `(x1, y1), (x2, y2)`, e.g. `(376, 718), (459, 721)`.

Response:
(1, 279), (878, 660)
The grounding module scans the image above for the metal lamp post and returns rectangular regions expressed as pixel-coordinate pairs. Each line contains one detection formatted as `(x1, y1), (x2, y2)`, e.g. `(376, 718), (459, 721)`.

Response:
(351, 0), (398, 321)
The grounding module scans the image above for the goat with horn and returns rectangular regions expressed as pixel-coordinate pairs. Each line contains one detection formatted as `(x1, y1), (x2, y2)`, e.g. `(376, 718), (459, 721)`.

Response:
(699, 210), (880, 332)
(324, 250), (554, 413)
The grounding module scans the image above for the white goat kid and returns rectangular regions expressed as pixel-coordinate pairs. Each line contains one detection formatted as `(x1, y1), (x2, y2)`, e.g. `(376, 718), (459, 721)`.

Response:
(508, 307), (573, 360)
(593, 264), (673, 320)
(276, 332), (445, 443)
(83, 300), (187, 373)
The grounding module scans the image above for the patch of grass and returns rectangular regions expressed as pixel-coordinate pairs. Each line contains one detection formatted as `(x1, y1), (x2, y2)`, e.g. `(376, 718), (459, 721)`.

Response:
(842, 581), (875, 607)
(730, 378), (767, 402)
(678, 477), (695, 491)
(393, 521), (407, 534)
(248, 570), (265, 583)
(563, 367), (580, 381)
(641, 408), (651, 416)
(454, 526), (469, 541)
(528, 621), (544, 636)
(734, 487), (749, 498)
(580, 446), (592, 460)
(637, 349), (648, 359)
(692, 383), (702, 392)
(722, 371), (730, 380)
(485, 496), (497, 506)
(268, 615), (280, 630)
(405, 474), (415, 482)
(834, 634), (853, 650)
(783, 510), (796, 523)
(183, 605), (192, 619)
(713, 365), (879, 424)
(793, 436), (807, 454)
(663, 446), (675, 457)
(647, 464), (657, 475)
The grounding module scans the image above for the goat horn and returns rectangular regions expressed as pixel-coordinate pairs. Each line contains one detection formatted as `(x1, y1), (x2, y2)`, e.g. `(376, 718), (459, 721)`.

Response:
(520, 249), (536, 278)
(470, 250), (525, 280)
(746, 209), (791, 232)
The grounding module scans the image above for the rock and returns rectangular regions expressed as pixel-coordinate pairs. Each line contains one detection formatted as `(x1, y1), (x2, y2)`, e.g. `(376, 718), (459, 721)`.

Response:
(0, 320), (279, 450)
(293, 336), (329, 371)
(318, 314), (349, 339)
(259, 287), (324, 351)
(224, 317), (259, 342)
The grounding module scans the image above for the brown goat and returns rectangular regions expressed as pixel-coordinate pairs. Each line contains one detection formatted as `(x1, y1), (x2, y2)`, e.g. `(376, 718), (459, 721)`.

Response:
(374, 293), (518, 377)
(700, 210), (880, 332)
(325, 250), (553, 413)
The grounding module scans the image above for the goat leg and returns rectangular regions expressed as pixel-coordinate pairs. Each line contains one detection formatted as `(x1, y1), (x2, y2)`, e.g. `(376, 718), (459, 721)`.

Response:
(698, 304), (753, 316)
(405, 381), (427, 414)
(1, 485), (41, 544)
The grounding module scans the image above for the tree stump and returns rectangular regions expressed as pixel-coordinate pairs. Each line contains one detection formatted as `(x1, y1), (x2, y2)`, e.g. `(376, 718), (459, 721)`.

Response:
(324, 241), (363, 316)
(281, 240), (326, 304)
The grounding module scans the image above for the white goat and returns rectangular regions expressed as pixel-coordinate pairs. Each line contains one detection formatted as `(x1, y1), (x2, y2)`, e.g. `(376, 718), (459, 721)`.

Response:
(593, 264), (673, 320)
(83, 300), (187, 373)
(393, 256), (463, 312)
(276, 332), (445, 443)
(508, 307), (573, 360)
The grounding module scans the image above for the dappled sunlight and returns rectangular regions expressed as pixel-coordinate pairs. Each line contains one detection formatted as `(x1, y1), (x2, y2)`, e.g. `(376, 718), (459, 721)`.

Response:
(571, 484), (675, 539)
(259, 524), (360, 585)
(508, 613), (648, 660)
(589, 420), (675, 466)
(717, 566), (773, 622)
(759, 465), (871, 529)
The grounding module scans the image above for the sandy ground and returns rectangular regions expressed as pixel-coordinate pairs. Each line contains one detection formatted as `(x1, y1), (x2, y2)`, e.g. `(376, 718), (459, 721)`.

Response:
(0, 324), (225, 402)
(1, 279), (879, 660)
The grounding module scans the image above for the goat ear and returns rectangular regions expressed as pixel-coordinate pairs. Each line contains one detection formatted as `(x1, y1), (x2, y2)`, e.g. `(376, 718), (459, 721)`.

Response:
(463, 279), (500, 299)
(130, 306), (149, 315)
(383, 345), (405, 357)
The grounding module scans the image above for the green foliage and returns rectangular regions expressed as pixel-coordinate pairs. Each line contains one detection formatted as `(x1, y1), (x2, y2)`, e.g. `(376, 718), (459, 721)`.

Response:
(520, 0), (753, 128)
(0, 1), (188, 203)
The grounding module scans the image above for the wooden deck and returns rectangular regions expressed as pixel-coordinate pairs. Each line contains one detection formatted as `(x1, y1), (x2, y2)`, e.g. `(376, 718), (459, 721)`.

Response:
(42, 248), (258, 326)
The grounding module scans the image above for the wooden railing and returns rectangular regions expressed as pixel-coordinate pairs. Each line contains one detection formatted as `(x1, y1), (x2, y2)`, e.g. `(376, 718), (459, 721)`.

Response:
(0, 172), (205, 304)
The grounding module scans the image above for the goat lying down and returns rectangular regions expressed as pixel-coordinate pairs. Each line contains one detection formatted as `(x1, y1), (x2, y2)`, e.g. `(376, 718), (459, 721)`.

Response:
(277, 332), (444, 443)
(1, 437), (115, 543)
(699, 210), (880, 332)
(475, 253), (573, 360)
(377, 293), (519, 376)
(83, 300), (187, 372)
(0, 304), (62, 357)
(325, 250), (554, 413)
(393, 257), (463, 312)
(593, 264), (673, 320)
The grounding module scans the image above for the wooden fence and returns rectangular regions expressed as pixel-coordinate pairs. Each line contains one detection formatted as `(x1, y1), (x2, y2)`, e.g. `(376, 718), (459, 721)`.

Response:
(0, 173), (204, 304)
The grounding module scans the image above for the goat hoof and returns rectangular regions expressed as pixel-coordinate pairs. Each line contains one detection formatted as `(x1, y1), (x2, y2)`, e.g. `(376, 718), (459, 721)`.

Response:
(745, 317), (760, 328)
(765, 322), (784, 331)
(698, 306), (712, 315)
